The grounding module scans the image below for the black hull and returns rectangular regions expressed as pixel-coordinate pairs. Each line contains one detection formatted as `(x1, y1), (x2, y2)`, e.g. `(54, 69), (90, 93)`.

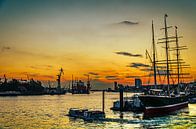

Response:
(72, 90), (90, 94)
(138, 95), (188, 107)
(139, 95), (189, 117)
(143, 101), (188, 118)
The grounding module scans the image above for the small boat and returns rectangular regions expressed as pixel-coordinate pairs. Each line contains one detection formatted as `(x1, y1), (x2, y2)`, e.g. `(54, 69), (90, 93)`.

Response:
(111, 94), (144, 112)
(68, 108), (88, 118)
(83, 110), (105, 121)
(68, 108), (105, 121)
(189, 98), (196, 104)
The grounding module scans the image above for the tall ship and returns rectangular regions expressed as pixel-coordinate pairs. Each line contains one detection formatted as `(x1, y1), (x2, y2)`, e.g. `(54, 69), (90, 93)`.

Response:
(139, 14), (190, 117)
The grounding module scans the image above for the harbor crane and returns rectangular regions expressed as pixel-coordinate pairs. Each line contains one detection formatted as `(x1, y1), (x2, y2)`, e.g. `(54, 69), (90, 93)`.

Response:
(57, 68), (64, 91)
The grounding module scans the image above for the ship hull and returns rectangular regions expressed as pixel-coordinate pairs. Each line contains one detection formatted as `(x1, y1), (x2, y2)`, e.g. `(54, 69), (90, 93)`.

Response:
(139, 95), (188, 107)
(139, 95), (189, 118)
(143, 101), (188, 118)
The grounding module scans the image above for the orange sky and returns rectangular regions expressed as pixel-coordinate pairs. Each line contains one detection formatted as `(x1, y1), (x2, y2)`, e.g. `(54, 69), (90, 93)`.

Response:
(0, 0), (195, 88)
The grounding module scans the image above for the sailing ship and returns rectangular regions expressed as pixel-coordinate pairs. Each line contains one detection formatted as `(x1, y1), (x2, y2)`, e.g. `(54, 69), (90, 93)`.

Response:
(138, 14), (190, 118)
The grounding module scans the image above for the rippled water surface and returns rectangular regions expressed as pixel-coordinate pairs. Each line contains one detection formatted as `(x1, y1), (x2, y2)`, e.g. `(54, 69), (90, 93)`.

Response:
(0, 92), (195, 129)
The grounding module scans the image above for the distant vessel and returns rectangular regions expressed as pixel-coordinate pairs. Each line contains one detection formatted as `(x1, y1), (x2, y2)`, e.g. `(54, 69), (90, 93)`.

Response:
(0, 74), (45, 96)
(138, 14), (190, 118)
(48, 68), (66, 95)
(71, 75), (91, 94)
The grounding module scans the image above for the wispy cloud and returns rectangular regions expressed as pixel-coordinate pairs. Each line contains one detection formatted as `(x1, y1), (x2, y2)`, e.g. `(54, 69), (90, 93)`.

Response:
(125, 75), (141, 78)
(15, 50), (54, 59)
(105, 75), (120, 80)
(1, 46), (11, 52)
(140, 68), (153, 72)
(0, 45), (55, 59)
(115, 51), (142, 58)
(127, 62), (150, 68)
(8, 72), (55, 80)
(28, 65), (53, 70)
(84, 72), (99, 77)
(118, 21), (139, 25)
(88, 72), (99, 76)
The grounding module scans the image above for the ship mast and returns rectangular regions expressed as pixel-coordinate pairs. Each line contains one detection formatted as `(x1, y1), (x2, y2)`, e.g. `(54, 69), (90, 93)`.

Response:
(157, 14), (190, 95)
(164, 14), (170, 96)
(175, 26), (180, 90)
(72, 74), (74, 92)
(152, 20), (157, 88)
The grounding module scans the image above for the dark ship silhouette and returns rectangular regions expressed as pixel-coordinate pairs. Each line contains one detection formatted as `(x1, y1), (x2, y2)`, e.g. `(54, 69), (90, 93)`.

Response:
(138, 14), (190, 118)
(71, 75), (91, 94)
(0, 75), (45, 96)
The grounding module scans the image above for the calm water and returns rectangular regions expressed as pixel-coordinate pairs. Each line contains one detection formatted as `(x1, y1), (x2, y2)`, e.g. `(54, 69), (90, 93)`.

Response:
(0, 92), (195, 129)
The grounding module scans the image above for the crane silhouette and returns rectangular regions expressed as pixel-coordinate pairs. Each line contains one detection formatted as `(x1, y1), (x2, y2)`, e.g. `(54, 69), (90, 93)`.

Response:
(57, 68), (64, 90)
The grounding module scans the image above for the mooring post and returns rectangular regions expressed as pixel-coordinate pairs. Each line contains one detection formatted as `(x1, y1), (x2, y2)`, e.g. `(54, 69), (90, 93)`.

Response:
(102, 90), (105, 112)
(120, 86), (124, 111)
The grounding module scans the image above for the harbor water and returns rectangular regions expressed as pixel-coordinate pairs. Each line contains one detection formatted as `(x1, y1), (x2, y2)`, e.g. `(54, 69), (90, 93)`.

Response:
(0, 92), (195, 129)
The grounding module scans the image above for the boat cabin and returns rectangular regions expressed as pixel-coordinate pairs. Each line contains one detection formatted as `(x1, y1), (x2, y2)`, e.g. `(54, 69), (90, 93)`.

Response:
(148, 89), (164, 96)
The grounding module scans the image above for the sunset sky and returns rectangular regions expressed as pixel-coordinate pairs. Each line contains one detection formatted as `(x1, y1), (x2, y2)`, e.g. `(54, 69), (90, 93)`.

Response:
(0, 0), (195, 88)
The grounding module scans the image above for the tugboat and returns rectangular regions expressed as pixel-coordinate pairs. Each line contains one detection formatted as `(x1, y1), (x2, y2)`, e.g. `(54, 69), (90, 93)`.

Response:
(138, 14), (190, 118)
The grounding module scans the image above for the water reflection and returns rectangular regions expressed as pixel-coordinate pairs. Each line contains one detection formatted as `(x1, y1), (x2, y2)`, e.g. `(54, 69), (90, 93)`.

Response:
(0, 92), (195, 129)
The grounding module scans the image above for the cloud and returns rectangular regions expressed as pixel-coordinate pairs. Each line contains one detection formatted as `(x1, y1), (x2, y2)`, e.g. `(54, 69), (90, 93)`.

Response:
(140, 68), (153, 72)
(0, 44), (55, 59)
(90, 80), (113, 90)
(1, 46), (11, 52)
(125, 75), (141, 78)
(105, 75), (120, 80)
(88, 72), (99, 76)
(83, 74), (89, 77)
(28, 65), (53, 70)
(118, 21), (139, 25)
(115, 51), (142, 58)
(15, 50), (54, 59)
(84, 72), (99, 77)
(127, 63), (150, 68)
(39, 75), (54, 79)
(9, 72), (55, 80)
(157, 66), (167, 69)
